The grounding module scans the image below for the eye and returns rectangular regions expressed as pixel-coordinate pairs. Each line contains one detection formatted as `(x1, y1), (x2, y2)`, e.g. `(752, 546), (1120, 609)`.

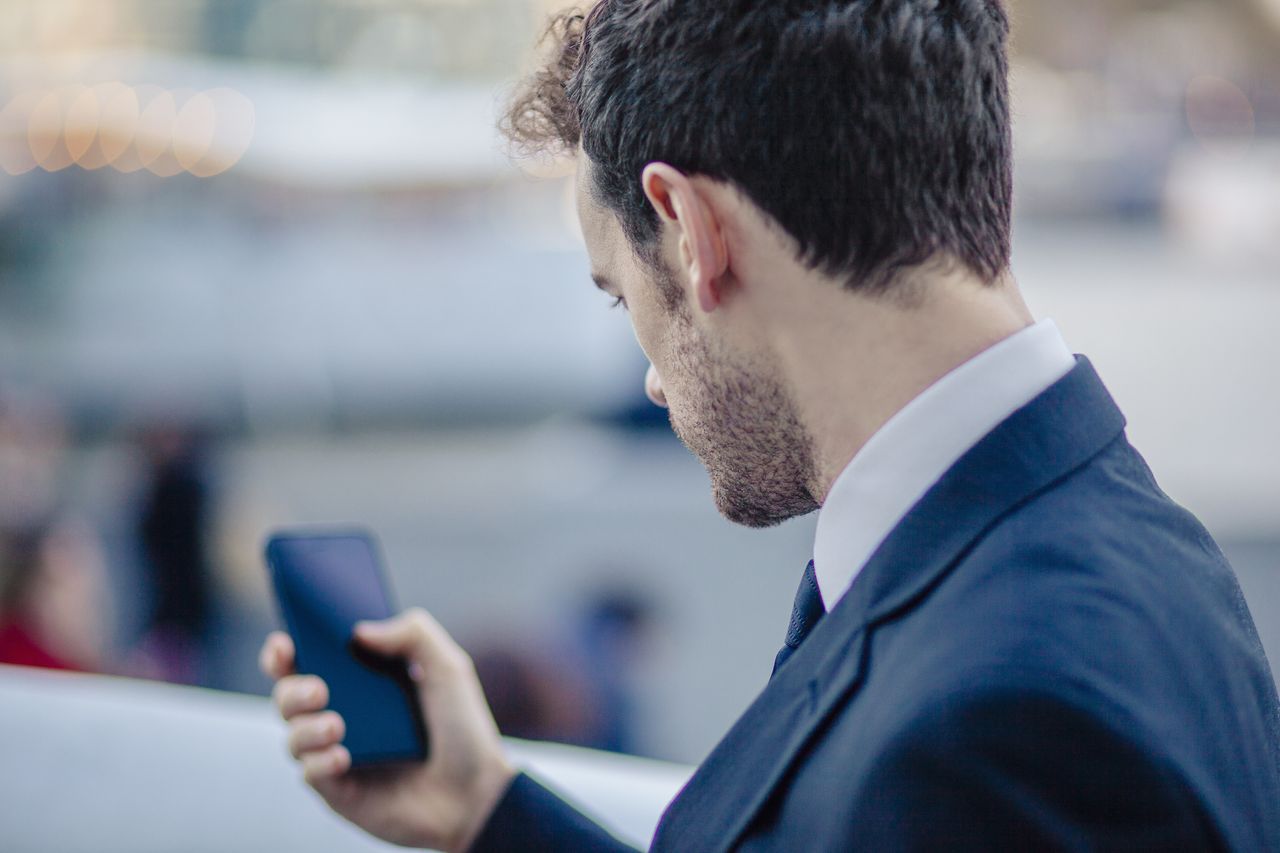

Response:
(609, 295), (627, 311)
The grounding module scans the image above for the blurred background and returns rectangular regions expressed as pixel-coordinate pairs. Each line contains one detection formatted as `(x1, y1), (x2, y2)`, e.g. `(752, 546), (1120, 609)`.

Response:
(0, 0), (1277, 766)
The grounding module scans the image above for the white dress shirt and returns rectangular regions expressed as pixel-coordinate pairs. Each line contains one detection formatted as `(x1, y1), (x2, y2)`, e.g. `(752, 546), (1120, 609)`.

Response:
(812, 319), (1076, 610)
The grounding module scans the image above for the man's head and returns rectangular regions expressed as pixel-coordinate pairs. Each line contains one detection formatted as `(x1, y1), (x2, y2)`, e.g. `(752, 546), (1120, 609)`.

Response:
(502, 0), (1017, 526)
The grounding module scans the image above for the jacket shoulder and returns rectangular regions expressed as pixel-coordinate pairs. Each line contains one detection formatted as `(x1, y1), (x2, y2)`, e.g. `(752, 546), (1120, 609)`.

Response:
(840, 676), (1220, 850)
(855, 434), (1280, 849)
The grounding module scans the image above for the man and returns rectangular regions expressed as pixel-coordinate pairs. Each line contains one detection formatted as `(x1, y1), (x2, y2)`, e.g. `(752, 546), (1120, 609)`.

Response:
(259, 1), (1280, 850)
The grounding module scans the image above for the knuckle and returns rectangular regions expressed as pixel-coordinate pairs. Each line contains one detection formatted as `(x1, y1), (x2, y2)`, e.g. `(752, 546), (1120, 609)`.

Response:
(287, 716), (329, 760)
(283, 684), (305, 714)
(259, 635), (282, 660)
(453, 648), (477, 676)
(289, 721), (316, 758)
(301, 749), (342, 788)
(406, 608), (431, 637)
(275, 676), (324, 717)
(443, 639), (471, 668)
(270, 679), (289, 712)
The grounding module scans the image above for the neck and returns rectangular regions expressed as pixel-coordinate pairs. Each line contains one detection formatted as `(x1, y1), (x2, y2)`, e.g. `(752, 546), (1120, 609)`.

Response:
(764, 267), (1035, 505)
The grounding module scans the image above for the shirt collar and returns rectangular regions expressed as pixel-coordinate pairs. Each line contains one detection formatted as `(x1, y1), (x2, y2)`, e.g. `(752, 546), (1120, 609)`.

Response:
(812, 319), (1075, 610)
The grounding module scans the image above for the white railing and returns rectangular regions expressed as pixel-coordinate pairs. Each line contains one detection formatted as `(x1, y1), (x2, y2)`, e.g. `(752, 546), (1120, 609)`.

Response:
(0, 664), (691, 853)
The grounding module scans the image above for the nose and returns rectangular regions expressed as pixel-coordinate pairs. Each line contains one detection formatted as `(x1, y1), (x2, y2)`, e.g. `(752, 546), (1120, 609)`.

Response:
(644, 363), (668, 408)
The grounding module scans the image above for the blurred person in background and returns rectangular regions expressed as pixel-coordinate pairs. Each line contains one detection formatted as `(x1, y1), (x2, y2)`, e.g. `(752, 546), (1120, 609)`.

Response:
(0, 389), (112, 673)
(134, 426), (215, 686)
(572, 587), (654, 755)
(472, 645), (597, 746)
(470, 588), (656, 753)
(260, 1), (1280, 851)
(0, 518), (110, 673)
(0, 389), (68, 532)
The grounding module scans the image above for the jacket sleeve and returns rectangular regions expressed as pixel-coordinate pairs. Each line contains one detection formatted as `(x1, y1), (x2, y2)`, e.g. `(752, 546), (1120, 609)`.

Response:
(469, 772), (642, 853)
(843, 686), (1221, 851)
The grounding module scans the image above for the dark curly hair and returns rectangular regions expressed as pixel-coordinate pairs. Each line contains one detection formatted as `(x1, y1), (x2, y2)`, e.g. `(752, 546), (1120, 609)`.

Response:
(501, 0), (1013, 296)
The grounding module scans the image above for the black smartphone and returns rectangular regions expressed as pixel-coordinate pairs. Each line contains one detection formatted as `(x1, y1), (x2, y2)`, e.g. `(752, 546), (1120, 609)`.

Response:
(264, 529), (428, 767)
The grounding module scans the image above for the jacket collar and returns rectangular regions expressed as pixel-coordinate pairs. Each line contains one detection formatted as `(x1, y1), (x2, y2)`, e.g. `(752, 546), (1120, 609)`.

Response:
(651, 356), (1127, 852)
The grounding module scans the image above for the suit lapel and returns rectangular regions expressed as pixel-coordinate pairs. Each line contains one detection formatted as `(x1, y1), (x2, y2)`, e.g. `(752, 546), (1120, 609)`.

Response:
(651, 605), (869, 852)
(651, 356), (1127, 852)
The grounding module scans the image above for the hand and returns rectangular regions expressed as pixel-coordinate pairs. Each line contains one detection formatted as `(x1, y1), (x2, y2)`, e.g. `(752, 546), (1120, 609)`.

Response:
(259, 609), (517, 852)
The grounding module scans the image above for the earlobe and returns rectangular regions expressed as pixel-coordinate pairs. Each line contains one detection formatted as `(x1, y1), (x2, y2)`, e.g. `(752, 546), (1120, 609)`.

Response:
(692, 261), (717, 314)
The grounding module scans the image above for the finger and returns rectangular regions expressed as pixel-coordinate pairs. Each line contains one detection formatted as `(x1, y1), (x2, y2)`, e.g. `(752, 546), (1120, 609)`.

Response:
(259, 631), (296, 680)
(287, 711), (345, 760)
(272, 674), (329, 720)
(353, 607), (469, 678)
(302, 744), (351, 787)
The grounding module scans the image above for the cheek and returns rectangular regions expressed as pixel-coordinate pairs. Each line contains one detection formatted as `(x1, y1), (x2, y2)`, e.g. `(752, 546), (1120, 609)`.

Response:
(624, 283), (688, 403)
(626, 301), (663, 370)
(630, 316), (668, 401)
(631, 308), (696, 412)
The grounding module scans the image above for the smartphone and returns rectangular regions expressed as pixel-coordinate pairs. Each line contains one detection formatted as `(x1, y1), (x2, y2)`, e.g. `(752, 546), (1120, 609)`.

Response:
(264, 529), (428, 767)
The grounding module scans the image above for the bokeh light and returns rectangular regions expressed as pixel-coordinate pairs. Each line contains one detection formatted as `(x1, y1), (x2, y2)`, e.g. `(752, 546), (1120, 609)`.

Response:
(0, 90), (41, 175)
(189, 87), (255, 178)
(1186, 75), (1256, 148)
(74, 82), (139, 170)
(173, 91), (216, 172)
(0, 83), (254, 178)
(28, 86), (79, 172)
(136, 88), (182, 176)
(63, 86), (100, 165)
(109, 84), (165, 174)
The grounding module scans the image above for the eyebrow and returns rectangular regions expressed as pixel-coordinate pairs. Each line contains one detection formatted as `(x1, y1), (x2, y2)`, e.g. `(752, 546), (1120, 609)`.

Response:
(590, 273), (613, 293)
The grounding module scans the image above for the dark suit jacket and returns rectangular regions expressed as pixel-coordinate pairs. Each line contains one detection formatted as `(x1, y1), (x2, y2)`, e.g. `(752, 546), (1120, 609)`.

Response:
(473, 357), (1280, 851)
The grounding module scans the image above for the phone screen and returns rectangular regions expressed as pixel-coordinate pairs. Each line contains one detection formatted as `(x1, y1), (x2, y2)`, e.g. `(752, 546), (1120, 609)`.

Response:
(265, 531), (428, 766)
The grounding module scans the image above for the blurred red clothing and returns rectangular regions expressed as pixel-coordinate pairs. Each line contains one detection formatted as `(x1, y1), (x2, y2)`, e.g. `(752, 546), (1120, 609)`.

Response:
(0, 620), (79, 671)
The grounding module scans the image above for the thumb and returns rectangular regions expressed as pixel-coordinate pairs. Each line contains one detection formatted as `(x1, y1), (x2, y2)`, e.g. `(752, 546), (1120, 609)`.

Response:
(353, 607), (462, 673)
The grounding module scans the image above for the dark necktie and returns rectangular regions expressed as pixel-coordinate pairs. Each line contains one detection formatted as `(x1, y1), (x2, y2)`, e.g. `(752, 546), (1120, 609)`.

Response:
(771, 560), (825, 678)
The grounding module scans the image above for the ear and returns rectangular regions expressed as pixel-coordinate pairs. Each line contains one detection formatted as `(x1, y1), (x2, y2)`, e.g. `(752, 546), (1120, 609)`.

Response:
(640, 162), (729, 313)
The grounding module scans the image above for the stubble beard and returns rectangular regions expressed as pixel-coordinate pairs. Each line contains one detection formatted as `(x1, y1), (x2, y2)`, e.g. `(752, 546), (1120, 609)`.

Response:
(663, 312), (820, 528)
